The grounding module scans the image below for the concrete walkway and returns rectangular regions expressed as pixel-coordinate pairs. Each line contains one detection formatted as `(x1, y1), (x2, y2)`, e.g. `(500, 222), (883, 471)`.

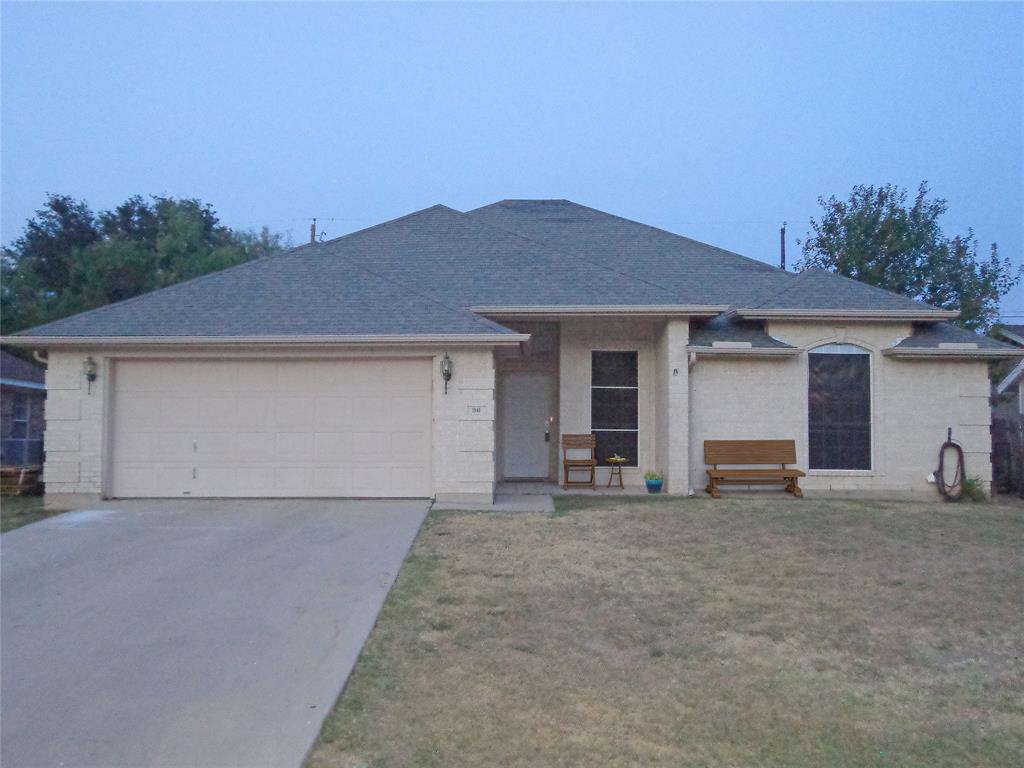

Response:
(1, 499), (428, 768)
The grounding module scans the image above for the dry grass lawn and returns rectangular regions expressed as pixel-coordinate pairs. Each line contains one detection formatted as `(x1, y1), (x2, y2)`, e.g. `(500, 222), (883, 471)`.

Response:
(308, 496), (1024, 768)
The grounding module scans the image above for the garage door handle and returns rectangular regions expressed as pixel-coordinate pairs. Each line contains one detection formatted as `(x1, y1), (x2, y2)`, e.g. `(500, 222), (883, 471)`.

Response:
(193, 468), (197, 480)
(193, 441), (198, 452)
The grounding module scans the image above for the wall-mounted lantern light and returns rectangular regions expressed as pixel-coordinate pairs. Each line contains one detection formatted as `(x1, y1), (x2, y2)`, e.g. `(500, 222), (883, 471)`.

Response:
(440, 352), (453, 394)
(83, 356), (98, 394)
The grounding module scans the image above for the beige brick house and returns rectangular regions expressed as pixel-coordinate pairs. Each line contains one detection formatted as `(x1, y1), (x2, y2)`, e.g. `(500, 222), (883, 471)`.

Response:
(5, 200), (1019, 506)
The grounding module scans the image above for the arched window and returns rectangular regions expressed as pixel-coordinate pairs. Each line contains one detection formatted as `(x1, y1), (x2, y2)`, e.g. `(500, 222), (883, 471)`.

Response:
(808, 344), (871, 470)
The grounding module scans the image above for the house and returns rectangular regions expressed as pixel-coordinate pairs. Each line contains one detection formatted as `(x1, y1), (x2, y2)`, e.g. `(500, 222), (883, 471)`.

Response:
(994, 325), (1024, 417)
(4, 200), (1020, 506)
(991, 325), (1024, 495)
(1, 350), (46, 467)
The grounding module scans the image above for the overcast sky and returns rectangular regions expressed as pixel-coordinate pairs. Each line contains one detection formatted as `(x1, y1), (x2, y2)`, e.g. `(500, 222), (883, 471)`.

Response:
(3, 2), (1022, 317)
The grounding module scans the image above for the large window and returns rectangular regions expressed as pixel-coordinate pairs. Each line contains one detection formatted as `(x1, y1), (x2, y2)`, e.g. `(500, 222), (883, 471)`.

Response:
(808, 344), (871, 470)
(591, 351), (638, 466)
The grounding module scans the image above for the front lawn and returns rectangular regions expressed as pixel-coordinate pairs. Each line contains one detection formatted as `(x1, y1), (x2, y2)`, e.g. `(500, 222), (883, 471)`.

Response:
(308, 496), (1024, 768)
(1, 495), (65, 533)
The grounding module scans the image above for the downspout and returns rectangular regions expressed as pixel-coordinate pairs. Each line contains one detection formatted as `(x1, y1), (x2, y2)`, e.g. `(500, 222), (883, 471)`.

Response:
(32, 349), (48, 365)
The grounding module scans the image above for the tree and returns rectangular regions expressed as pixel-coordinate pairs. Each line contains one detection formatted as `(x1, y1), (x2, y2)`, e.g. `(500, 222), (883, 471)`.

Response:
(797, 182), (1021, 331)
(1, 194), (287, 334)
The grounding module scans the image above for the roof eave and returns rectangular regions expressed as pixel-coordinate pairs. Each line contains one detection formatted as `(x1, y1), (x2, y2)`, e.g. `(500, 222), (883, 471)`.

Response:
(882, 347), (1023, 360)
(1, 333), (530, 348)
(996, 359), (1024, 393)
(735, 308), (960, 321)
(994, 327), (1024, 347)
(471, 304), (728, 318)
(687, 345), (799, 358)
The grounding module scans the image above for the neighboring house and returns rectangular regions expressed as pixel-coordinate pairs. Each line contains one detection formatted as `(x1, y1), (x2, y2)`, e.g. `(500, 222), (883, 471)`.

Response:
(991, 325), (1024, 495)
(3, 200), (1020, 506)
(994, 325), (1024, 417)
(0, 350), (46, 467)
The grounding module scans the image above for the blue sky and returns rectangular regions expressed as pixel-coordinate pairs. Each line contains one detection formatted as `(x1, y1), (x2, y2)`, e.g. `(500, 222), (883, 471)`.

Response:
(3, 2), (1022, 316)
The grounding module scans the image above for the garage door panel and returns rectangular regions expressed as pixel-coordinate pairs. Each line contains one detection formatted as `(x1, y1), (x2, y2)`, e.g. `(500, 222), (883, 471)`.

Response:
(198, 432), (236, 461)
(349, 397), (391, 427)
(118, 396), (196, 428)
(389, 395), (431, 425)
(274, 397), (316, 427)
(197, 397), (239, 427)
(116, 465), (193, 497)
(275, 466), (315, 494)
(236, 433), (277, 462)
(235, 466), (277, 494)
(315, 432), (353, 462)
(314, 397), (353, 427)
(237, 397), (275, 427)
(112, 359), (432, 498)
(312, 467), (352, 493)
(276, 432), (315, 461)
(351, 432), (389, 462)
(117, 363), (194, 392)
(118, 433), (193, 463)
(392, 431), (428, 461)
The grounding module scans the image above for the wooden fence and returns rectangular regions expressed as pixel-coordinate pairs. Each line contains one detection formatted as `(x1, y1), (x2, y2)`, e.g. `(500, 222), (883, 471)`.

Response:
(992, 415), (1024, 498)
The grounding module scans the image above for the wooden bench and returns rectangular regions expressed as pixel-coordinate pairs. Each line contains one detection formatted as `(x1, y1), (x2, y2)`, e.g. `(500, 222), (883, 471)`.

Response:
(704, 440), (805, 499)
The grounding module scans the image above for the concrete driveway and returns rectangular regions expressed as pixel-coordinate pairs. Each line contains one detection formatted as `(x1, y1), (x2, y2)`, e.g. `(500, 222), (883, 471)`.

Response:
(1, 499), (429, 768)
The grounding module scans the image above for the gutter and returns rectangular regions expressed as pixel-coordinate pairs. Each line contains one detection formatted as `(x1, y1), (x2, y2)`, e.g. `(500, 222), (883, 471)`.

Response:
(1, 333), (531, 348)
(882, 347), (1023, 359)
(735, 308), (960, 321)
(686, 345), (799, 358)
(0, 378), (46, 390)
(996, 359), (1024, 394)
(471, 304), (729, 318)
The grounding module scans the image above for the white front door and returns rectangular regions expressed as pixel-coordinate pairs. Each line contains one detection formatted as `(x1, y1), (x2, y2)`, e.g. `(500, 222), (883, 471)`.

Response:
(500, 372), (554, 479)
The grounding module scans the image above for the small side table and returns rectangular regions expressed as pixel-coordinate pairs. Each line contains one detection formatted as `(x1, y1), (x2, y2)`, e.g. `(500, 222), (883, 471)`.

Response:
(606, 456), (628, 488)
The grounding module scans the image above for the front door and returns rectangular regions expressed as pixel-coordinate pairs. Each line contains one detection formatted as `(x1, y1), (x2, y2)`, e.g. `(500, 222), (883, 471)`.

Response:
(500, 372), (554, 479)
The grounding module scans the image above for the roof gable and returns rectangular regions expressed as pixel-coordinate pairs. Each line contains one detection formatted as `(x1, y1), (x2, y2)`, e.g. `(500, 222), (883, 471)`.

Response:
(1, 351), (45, 384)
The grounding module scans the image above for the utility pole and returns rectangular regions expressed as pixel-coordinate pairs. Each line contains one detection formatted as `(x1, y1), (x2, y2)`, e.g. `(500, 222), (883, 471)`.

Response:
(780, 222), (787, 271)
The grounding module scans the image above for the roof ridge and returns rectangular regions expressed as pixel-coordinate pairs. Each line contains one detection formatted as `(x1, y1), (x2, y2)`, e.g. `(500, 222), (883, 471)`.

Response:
(11, 242), (311, 337)
(12, 204), (496, 339)
(461, 205), (687, 304)
(330, 253), (516, 335)
(499, 199), (795, 277)
(744, 268), (814, 309)
(311, 204), (457, 248)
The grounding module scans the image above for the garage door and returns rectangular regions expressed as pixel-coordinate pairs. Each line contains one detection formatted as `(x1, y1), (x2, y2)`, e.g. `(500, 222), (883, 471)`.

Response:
(111, 359), (432, 498)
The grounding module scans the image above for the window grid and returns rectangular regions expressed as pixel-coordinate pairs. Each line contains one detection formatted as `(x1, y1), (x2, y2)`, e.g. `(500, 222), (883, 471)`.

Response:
(591, 351), (639, 467)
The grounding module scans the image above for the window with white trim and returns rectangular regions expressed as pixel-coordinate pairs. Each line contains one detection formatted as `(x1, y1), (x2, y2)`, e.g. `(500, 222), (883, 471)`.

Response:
(591, 351), (638, 467)
(10, 393), (29, 439)
(808, 343), (871, 470)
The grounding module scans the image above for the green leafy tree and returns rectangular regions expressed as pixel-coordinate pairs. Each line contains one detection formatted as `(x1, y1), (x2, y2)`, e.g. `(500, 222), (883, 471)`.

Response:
(797, 182), (1021, 331)
(1, 194), (287, 334)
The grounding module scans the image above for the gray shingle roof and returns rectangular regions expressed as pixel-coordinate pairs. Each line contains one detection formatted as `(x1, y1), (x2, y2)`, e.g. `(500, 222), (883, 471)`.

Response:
(891, 323), (1018, 351)
(467, 200), (796, 307)
(740, 267), (946, 314)
(10, 199), (968, 341)
(994, 324), (1024, 345)
(1, 351), (45, 384)
(13, 233), (516, 338)
(688, 316), (795, 349)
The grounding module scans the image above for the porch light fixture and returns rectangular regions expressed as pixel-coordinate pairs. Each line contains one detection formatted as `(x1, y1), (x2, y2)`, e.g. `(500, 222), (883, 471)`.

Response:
(440, 352), (453, 394)
(83, 356), (98, 394)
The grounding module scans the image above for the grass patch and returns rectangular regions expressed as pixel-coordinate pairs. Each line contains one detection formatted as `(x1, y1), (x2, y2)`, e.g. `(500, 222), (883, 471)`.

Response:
(1, 495), (65, 533)
(308, 496), (1024, 768)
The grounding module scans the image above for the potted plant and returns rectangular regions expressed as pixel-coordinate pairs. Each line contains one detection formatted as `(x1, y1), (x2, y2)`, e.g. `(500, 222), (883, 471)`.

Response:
(644, 470), (664, 494)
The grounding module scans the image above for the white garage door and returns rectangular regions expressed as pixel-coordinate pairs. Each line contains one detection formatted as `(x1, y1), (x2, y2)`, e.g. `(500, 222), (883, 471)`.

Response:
(111, 359), (432, 498)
